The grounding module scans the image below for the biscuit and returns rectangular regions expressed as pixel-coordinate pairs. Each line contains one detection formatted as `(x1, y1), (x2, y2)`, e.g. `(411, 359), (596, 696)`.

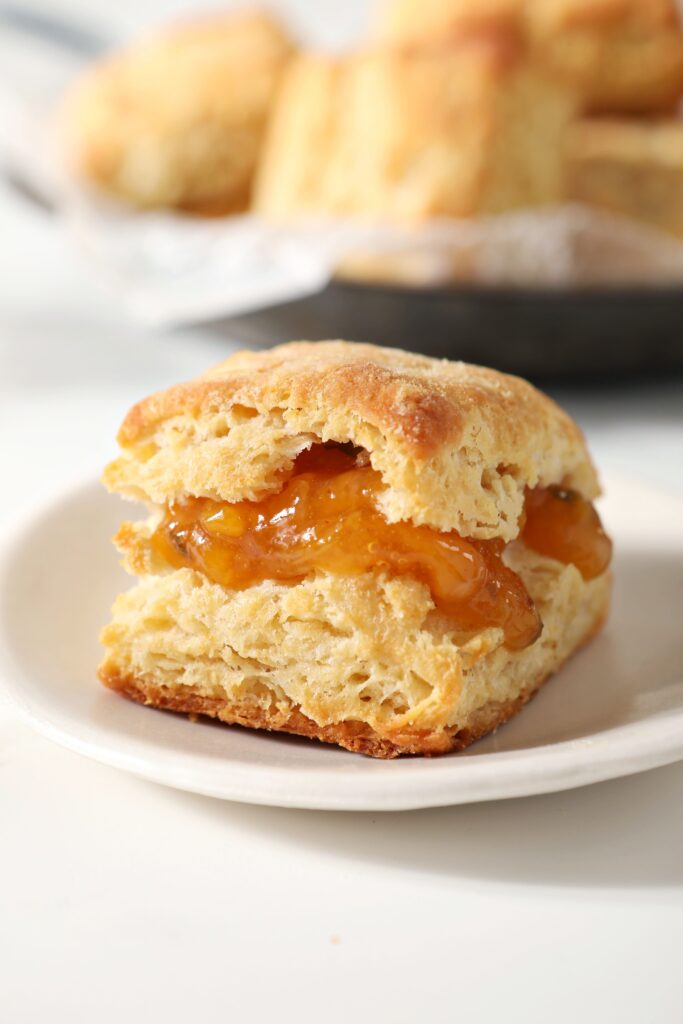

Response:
(374, 0), (683, 114)
(62, 11), (294, 213)
(568, 118), (683, 237)
(100, 341), (612, 757)
(105, 340), (598, 539)
(529, 0), (683, 114)
(254, 37), (577, 221)
(251, 55), (340, 220)
(373, 0), (522, 44)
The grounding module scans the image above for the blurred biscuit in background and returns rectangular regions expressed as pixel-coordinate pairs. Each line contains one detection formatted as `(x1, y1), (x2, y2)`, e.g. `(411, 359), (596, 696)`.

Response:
(255, 34), (578, 222)
(252, 54), (339, 219)
(529, 0), (683, 114)
(62, 10), (294, 213)
(568, 118), (683, 237)
(374, 0), (683, 114)
(374, 0), (522, 43)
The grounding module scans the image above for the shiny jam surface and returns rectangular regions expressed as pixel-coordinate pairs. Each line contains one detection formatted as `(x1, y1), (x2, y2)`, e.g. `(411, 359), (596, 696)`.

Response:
(522, 484), (612, 582)
(151, 446), (611, 651)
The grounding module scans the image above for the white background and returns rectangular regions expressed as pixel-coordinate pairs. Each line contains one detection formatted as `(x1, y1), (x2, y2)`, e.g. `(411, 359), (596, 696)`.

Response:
(2, 2), (683, 1021)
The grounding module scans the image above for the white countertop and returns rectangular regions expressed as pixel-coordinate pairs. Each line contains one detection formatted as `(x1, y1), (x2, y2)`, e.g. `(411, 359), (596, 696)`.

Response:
(2, 3), (683, 1019)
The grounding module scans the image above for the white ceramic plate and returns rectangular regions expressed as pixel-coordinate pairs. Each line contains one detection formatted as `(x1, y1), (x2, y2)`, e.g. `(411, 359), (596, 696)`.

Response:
(0, 476), (682, 811)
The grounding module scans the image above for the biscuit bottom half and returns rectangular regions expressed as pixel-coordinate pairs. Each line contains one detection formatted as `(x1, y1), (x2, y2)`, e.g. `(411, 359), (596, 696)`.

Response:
(99, 544), (610, 758)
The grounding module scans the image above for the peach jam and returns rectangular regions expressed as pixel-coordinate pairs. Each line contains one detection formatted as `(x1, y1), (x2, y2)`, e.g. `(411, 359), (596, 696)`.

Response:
(151, 446), (611, 651)
(522, 484), (612, 582)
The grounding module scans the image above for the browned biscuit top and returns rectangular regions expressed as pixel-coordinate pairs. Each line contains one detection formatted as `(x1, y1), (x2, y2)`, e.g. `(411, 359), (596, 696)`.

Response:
(106, 340), (598, 541)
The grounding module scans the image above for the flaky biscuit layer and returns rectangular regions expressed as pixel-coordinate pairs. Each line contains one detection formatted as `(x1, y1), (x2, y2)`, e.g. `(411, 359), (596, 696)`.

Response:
(99, 545), (610, 756)
(104, 341), (598, 543)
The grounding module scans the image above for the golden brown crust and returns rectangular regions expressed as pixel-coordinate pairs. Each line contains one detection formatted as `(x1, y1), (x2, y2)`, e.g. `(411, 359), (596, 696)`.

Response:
(99, 668), (541, 757)
(118, 346), (461, 458)
(105, 341), (598, 542)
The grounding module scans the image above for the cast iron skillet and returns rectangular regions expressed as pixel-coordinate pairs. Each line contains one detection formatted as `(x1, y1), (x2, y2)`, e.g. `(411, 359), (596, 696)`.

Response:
(208, 279), (683, 380)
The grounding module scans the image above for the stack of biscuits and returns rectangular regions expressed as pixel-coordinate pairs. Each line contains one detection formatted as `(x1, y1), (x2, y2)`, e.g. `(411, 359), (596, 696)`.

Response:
(63, 2), (683, 240)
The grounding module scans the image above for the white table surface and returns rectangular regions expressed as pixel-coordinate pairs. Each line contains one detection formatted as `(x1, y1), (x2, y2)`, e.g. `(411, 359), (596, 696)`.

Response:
(2, 3), (683, 1020)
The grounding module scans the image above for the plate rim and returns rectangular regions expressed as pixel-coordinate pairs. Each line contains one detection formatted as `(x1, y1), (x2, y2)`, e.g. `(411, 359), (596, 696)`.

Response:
(1, 475), (682, 812)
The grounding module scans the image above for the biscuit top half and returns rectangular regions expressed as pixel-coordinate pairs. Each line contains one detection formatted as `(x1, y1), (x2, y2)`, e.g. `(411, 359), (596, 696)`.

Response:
(105, 340), (598, 542)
